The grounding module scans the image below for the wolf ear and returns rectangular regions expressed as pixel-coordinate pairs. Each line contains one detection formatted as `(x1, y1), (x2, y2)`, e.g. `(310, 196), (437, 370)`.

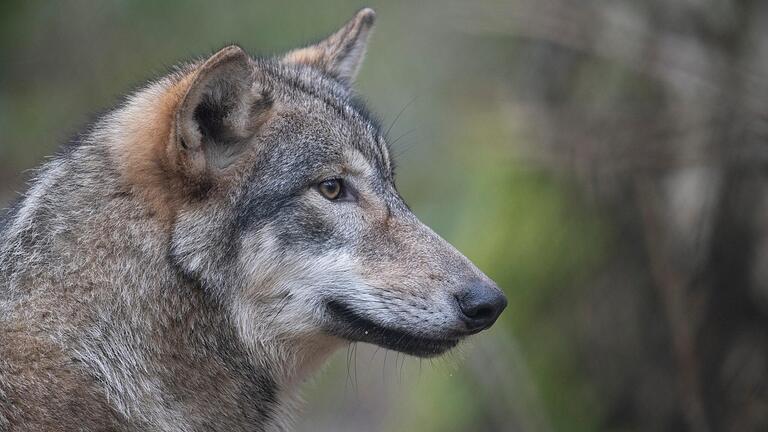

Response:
(173, 45), (272, 178)
(283, 8), (376, 85)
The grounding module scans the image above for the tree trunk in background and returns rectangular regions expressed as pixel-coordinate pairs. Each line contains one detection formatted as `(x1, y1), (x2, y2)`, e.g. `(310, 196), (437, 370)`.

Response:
(452, 0), (768, 430)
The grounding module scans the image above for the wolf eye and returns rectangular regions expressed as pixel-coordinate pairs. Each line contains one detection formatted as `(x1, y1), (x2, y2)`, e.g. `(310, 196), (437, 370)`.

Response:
(317, 179), (344, 200)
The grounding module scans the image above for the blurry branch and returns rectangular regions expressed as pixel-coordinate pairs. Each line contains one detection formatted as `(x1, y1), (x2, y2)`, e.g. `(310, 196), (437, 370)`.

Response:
(434, 0), (768, 430)
(448, 1), (728, 99)
(635, 176), (710, 432)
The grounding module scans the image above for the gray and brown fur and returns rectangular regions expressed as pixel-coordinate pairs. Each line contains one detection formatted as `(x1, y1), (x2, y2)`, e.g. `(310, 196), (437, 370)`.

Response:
(0, 8), (506, 431)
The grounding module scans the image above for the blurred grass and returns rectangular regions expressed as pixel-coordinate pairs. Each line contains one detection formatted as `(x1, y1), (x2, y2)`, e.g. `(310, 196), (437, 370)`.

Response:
(1, 1), (611, 431)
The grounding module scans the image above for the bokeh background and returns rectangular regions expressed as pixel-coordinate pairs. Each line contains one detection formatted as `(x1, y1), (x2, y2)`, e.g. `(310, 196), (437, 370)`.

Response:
(3, 1), (768, 431)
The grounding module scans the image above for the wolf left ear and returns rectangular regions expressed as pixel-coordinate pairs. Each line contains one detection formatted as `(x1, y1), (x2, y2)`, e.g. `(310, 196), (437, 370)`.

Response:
(283, 8), (376, 85)
(173, 45), (272, 178)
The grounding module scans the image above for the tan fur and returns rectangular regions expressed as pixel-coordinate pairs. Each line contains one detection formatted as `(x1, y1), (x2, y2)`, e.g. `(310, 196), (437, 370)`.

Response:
(0, 326), (123, 429)
(109, 46), (273, 225)
(109, 71), (197, 224)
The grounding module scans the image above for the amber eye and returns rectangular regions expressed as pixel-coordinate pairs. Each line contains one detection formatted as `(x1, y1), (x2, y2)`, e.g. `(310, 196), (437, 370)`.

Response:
(317, 179), (343, 200)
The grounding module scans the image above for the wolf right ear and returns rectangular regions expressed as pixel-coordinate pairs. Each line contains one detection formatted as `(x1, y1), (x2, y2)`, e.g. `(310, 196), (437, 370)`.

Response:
(173, 45), (272, 179)
(282, 8), (376, 85)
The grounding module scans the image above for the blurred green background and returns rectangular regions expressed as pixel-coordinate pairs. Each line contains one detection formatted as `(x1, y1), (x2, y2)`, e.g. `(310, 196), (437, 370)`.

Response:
(4, 1), (767, 431)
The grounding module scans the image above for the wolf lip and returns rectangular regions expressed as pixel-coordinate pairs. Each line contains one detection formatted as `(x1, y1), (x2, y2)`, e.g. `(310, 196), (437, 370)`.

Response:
(324, 299), (460, 357)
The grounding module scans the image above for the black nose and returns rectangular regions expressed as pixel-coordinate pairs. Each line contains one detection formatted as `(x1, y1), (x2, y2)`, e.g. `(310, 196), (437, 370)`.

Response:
(456, 281), (507, 332)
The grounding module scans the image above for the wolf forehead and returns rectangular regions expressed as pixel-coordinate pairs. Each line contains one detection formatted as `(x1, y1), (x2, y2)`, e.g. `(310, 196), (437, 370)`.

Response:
(218, 57), (397, 219)
(231, 57), (392, 178)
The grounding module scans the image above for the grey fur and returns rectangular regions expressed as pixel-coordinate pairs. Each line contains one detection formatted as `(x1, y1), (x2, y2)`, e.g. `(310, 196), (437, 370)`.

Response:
(0, 8), (504, 431)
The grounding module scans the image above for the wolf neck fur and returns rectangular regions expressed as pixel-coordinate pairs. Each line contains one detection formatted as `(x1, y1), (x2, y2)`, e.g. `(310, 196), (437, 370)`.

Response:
(0, 81), (337, 429)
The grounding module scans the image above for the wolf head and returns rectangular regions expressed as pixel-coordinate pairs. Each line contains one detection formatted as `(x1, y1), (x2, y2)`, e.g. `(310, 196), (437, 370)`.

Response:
(112, 9), (505, 365)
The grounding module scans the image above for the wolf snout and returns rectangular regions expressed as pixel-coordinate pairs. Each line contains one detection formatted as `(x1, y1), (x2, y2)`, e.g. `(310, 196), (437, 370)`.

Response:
(454, 280), (507, 333)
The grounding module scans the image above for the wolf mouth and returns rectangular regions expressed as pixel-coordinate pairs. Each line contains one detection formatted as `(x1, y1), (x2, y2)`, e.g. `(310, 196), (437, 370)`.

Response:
(325, 299), (460, 357)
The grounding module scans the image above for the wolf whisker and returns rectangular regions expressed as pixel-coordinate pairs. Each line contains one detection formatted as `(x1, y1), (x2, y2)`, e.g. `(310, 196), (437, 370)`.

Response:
(384, 96), (419, 141)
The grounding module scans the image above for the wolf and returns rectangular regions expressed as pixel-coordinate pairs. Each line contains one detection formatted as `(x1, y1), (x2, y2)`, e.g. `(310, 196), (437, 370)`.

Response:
(0, 8), (506, 431)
